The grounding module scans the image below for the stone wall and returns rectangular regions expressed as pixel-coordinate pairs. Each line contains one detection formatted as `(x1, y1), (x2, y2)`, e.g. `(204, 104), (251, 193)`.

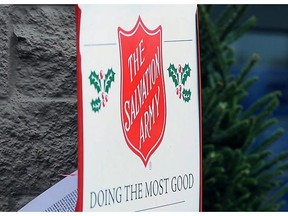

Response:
(0, 5), (77, 211)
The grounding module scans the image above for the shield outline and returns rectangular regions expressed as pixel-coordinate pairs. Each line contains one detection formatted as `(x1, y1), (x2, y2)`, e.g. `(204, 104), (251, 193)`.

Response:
(118, 16), (166, 167)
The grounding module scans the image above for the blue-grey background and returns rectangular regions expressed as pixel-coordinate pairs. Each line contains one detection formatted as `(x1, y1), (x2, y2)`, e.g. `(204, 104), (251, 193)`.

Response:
(0, 4), (287, 212)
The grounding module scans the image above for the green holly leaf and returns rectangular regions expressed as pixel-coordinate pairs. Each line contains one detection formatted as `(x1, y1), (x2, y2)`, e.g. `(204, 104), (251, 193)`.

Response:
(104, 68), (115, 94)
(168, 64), (179, 87)
(91, 97), (101, 112)
(89, 71), (102, 93)
(182, 88), (191, 102)
(181, 64), (191, 85)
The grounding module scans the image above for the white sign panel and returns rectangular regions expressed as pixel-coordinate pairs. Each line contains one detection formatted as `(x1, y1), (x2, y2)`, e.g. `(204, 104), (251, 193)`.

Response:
(76, 4), (202, 212)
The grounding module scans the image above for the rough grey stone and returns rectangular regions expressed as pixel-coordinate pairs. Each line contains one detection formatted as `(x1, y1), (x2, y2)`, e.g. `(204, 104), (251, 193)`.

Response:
(0, 7), (9, 98)
(11, 194), (38, 212)
(0, 5), (77, 211)
(0, 101), (77, 211)
(0, 196), (9, 212)
(11, 5), (76, 98)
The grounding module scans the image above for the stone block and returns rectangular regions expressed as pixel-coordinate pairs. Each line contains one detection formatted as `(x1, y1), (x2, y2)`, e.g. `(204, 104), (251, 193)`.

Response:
(0, 10), (9, 98)
(11, 5), (76, 98)
(0, 100), (78, 211)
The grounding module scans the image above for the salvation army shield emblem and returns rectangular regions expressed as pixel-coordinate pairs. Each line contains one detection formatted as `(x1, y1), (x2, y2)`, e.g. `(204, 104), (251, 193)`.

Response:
(118, 17), (166, 167)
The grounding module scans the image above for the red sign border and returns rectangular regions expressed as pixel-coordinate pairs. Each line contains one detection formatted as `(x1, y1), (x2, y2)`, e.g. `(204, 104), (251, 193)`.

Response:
(75, 5), (83, 212)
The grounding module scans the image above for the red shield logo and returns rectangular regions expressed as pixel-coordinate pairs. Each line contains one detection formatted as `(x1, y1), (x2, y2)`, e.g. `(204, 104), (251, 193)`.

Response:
(118, 17), (166, 167)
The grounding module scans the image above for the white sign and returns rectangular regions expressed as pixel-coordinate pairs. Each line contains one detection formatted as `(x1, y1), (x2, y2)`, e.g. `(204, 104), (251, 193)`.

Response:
(76, 4), (202, 212)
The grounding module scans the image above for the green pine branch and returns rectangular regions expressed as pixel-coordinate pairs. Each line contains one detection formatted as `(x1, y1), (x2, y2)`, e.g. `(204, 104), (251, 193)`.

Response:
(199, 5), (287, 211)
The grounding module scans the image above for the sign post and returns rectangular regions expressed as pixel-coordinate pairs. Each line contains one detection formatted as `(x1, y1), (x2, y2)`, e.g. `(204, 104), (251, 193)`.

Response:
(76, 4), (202, 211)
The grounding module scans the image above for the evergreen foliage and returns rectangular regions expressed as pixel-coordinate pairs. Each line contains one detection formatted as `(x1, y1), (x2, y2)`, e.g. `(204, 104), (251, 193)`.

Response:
(199, 5), (288, 211)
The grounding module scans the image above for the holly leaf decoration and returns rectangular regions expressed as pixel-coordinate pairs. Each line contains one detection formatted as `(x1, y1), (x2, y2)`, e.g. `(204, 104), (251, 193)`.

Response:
(181, 64), (191, 85)
(91, 97), (101, 112)
(89, 71), (102, 93)
(168, 64), (179, 87)
(182, 88), (191, 102)
(104, 68), (115, 94)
